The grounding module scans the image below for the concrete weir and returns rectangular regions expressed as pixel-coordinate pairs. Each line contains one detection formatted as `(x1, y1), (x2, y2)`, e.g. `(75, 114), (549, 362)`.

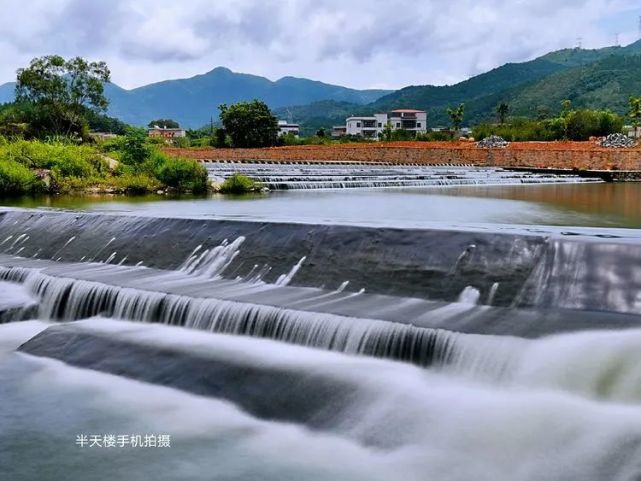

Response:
(0, 209), (640, 344)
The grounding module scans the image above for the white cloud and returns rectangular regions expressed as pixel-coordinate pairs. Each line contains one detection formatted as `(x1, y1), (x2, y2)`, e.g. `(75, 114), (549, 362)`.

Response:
(0, 0), (639, 90)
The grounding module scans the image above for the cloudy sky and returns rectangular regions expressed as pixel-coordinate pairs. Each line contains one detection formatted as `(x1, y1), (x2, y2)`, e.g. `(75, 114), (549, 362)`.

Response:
(1, 0), (640, 90)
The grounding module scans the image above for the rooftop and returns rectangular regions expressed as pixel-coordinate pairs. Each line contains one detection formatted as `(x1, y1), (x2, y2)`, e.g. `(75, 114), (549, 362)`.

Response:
(148, 126), (185, 131)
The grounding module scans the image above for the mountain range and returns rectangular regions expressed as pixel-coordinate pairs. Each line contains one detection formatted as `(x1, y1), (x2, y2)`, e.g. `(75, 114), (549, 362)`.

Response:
(0, 67), (390, 128)
(2, 40), (641, 132)
(276, 40), (641, 133)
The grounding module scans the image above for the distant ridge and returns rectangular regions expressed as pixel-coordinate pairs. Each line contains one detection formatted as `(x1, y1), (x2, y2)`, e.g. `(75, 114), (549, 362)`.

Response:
(3, 40), (641, 131)
(0, 67), (391, 128)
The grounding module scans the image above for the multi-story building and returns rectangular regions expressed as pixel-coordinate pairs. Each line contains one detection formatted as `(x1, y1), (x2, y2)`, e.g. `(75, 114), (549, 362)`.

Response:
(331, 125), (347, 138)
(278, 120), (300, 137)
(343, 109), (427, 138)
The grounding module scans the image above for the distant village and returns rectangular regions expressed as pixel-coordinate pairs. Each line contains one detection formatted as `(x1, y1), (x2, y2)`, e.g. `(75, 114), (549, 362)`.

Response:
(146, 108), (476, 141)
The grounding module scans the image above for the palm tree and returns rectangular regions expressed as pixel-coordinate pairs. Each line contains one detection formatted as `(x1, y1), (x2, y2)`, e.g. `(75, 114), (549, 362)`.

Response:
(446, 103), (465, 136)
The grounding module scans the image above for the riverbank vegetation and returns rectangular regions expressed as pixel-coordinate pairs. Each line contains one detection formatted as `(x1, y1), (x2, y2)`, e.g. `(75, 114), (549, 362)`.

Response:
(0, 134), (207, 195)
(0, 55), (207, 196)
(219, 173), (263, 194)
(473, 103), (625, 141)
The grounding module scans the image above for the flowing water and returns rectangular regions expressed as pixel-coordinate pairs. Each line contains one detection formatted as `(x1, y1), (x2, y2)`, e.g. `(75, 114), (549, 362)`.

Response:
(1, 178), (641, 480)
(204, 163), (603, 190)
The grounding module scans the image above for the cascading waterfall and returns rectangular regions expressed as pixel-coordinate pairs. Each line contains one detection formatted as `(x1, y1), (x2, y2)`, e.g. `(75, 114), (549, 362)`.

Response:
(1, 212), (641, 480)
(4, 267), (458, 367)
(205, 163), (604, 190)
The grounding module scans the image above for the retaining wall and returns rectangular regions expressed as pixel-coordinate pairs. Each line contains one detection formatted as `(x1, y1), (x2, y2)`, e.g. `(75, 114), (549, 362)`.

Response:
(165, 141), (641, 171)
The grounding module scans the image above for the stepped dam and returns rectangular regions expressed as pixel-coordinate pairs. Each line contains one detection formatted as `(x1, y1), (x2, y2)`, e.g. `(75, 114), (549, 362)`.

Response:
(204, 162), (603, 190)
(1, 209), (640, 480)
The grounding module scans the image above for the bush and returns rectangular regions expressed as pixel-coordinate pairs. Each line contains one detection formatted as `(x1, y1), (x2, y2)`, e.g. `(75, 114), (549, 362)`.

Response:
(213, 128), (228, 148)
(474, 110), (624, 142)
(121, 129), (151, 166)
(172, 136), (191, 148)
(154, 155), (208, 193)
(415, 131), (453, 141)
(115, 173), (160, 194)
(219, 173), (261, 194)
(190, 137), (211, 148)
(0, 159), (43, 194)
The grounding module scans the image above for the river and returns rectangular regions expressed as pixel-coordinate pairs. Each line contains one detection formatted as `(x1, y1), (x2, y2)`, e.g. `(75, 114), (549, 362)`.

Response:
(0, 177), (640, 481)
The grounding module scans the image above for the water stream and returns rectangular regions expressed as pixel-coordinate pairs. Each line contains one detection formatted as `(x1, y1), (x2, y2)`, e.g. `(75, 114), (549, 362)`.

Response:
(0, 203), (640, 480)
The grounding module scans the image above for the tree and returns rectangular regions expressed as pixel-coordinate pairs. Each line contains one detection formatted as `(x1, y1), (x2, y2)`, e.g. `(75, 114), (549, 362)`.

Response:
(496, 103), (509, 125)
(316, 127), (326, 138)
(15, 55), (110, 137)
(446, 103), (465, 134)
(148, 119), (180, 129)
(628, 97), (641, 128)
(379, 121), (394, 141)
(218, 100), (278, 148)
(560, 99), (573, 117)
(214, 128), (228, 148)
(121, 128), (151, 167)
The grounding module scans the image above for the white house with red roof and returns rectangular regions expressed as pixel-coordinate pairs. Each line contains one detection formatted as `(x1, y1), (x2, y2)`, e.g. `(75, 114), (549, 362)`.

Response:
(344, 109), (427, 138)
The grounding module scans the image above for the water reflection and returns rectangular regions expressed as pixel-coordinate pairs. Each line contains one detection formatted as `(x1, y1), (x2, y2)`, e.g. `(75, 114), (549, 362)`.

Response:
(1, 183), (640, 228)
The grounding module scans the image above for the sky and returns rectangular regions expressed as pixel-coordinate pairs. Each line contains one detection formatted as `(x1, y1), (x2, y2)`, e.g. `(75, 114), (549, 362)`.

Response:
(1, 0), (640, 91)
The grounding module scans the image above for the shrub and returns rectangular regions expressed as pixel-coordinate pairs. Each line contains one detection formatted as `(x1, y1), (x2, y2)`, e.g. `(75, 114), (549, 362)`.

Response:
(0, 159), (43, 194)
(121, 129), (151, 166)
(219, 173), (261, 194)
(191, 137), (211, 148)
(172, 136), (191, 148)
(415, 131), (453, 141)
(154, 155), (207, 193)
(213, 128), (228, 148)
(115, 173), (160, 194)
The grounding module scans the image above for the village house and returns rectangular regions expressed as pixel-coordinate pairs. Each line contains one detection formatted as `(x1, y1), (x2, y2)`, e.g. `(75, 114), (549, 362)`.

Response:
(147, 126), (187, 140)
(278, 120), (300, 137)
(342, 109), (427, 138)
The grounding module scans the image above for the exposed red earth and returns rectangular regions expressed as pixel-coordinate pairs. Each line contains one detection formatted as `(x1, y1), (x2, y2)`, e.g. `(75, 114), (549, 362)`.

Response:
(165, 141), (641, 171)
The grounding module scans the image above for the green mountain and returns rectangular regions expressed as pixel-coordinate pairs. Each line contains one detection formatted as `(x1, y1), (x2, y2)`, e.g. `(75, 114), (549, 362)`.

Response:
(4, 40), (641, 132)
(274, 100), (363, 135)
(0, 67), (391, 128)
(281, 40), (641, 131)
(0, 82), (14, 104)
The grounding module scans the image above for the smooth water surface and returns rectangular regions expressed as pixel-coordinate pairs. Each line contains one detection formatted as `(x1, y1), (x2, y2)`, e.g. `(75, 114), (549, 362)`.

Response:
(2, 182), (641, 228)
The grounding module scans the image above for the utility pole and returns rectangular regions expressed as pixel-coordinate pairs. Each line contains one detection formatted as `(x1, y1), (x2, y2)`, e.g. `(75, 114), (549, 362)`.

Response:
(615, 33), (620, 47)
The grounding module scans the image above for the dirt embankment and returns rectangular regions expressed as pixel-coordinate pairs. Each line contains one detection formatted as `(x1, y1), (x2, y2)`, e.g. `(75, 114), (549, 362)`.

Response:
(164, 141), (641, 171)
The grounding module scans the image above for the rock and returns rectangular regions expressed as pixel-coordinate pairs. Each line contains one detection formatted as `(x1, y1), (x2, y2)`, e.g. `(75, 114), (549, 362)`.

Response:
(598, 133), (637, 148)
(100, 155), (120, 170)
(476, 135), (509, 148)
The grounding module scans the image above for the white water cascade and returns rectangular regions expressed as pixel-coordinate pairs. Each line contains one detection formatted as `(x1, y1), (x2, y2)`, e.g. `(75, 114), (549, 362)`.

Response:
(204, 163), (604, 190)
(1, 212), (641, 481)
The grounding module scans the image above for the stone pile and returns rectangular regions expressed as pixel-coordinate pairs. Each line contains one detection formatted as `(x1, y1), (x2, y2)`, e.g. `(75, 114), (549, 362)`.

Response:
(599, 133), (637, 148)
(476, 136), (510, 148)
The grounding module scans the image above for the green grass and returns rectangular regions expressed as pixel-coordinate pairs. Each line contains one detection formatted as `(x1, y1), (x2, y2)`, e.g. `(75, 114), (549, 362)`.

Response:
(219, 173), (262, 194)
(0, 159), (44, 194)
(0, 135), (209, 196)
